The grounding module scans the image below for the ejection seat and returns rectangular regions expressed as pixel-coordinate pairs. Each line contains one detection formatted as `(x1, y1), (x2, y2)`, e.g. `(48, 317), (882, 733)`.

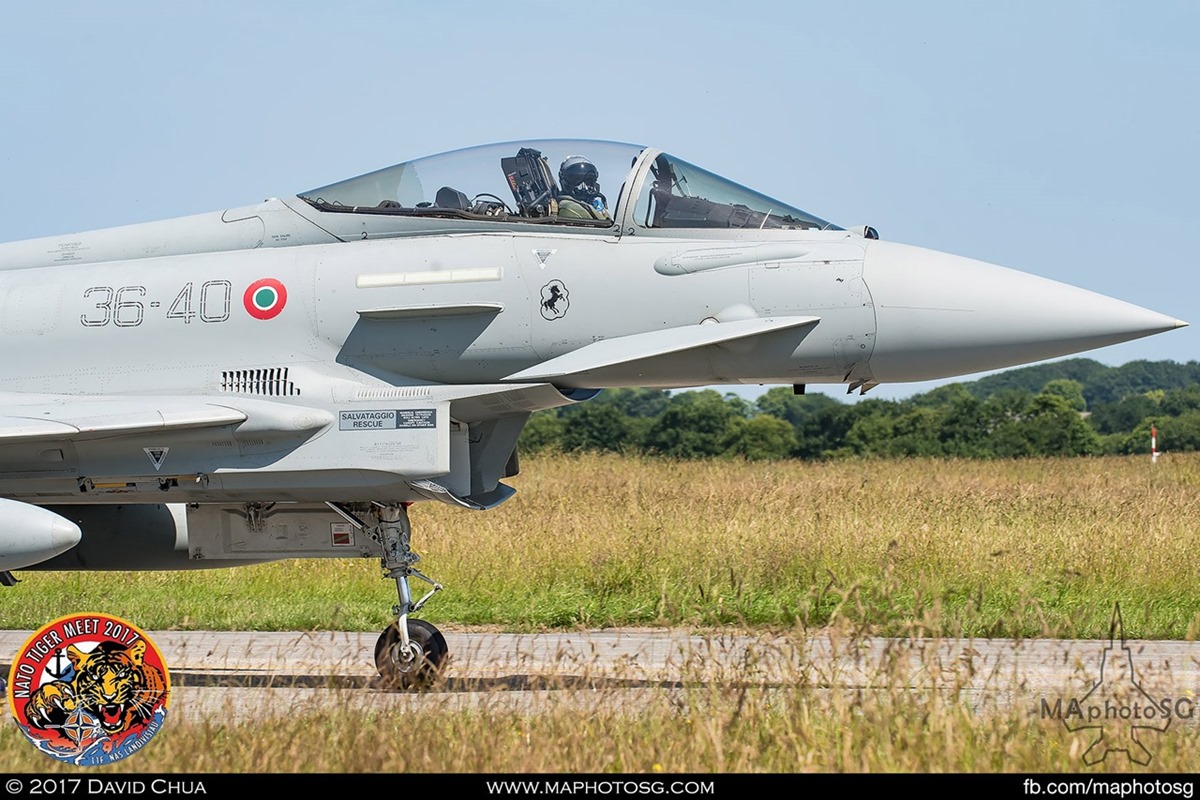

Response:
(434, 186), (471, 210)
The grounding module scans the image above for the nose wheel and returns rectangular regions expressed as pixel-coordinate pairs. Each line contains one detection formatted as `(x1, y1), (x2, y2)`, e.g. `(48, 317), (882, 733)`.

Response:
(374, 618), (448, 690)
(356, 501), (449, 690)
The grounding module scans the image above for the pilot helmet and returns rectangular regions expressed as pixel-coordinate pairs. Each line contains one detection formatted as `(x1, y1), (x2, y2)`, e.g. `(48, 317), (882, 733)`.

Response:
(559, 156), (600, 201)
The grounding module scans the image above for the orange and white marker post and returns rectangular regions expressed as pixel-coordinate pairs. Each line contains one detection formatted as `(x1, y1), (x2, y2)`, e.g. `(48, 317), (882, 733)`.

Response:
(1152, 425), (1159, 463)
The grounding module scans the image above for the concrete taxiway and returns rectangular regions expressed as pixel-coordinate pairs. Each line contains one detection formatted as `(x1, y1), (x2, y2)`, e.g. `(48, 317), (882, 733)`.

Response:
(2, 628), (1197, 723)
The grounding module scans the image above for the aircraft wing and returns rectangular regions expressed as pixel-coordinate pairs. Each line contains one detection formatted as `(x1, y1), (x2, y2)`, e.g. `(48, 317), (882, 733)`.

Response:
(0, 396), (249, 444)
(0, 393), (336, 497)
(0, 386), (584, 508)
(502, 316), (820, 388)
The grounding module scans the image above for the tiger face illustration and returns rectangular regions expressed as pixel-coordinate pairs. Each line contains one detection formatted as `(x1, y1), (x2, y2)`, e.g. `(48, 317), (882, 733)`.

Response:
(24, 640), (167, 736)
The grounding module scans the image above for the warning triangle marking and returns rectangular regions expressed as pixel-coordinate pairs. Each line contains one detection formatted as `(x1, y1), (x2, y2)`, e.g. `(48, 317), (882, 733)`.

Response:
(144, 447), (169, 471)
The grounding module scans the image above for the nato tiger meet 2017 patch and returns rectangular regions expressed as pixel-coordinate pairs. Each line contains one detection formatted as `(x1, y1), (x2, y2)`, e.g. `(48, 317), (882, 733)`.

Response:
(7, 613), (170, 766)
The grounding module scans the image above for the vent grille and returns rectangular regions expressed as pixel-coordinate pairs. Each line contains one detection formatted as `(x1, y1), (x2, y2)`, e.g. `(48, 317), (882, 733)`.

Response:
(221, 368), (299, 396)
(354, 387), (433, 400)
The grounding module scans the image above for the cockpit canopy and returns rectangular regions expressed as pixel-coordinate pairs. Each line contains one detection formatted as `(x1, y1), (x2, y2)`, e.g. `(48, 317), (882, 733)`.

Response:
(299, 139), (840, 232)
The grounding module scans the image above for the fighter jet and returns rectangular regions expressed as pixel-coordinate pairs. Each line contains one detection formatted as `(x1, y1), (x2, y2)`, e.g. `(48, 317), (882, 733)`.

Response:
(0, 139), (1185, 688)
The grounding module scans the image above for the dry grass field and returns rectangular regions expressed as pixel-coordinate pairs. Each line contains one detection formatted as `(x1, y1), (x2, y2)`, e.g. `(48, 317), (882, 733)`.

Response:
(5, 452), (1199, 638)
(2, 452), (1199, 773)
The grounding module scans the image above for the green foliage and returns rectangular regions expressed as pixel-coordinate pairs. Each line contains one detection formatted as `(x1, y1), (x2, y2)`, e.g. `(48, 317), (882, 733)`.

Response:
(793, 404), (860, 459)
(519, 413), (565, 453)
(1040, 379), (1087, 412)
(1129, 412), (1200, 455)
(1085, 360), (1200, 406)
(643, 390), (744, 458)
(937, 395), (992, 457)
(755, 386), (841, 425)
(963, 358), (1109, 399)
(1088, 392), (1160, 435)
(721, 414), (798, 460)
(572, 387), (671, 418)
(962, 358), (1200, 407)
(910, 382), (975, 408)
(845, 401), (942, 457)
(1017, 394), (1101, 456)
(516, 359), (1200, 461)
(1161, 385), (1200, 416)
(560, 403), (633, 453)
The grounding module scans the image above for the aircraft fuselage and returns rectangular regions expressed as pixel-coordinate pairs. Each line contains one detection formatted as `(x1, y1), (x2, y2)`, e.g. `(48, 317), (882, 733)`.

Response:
(0, 212), (875, 394)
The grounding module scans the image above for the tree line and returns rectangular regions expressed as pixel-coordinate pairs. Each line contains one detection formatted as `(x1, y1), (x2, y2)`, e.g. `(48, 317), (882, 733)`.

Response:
(518, 358), (1200, 459)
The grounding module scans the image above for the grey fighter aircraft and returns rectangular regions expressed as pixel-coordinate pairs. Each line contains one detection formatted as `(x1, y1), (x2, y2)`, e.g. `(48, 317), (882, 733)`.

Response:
(0, 139), (1186, 687)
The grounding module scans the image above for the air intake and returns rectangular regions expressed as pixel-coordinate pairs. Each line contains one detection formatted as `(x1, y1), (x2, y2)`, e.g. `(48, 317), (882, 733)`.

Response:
(220, 368), (299, 396)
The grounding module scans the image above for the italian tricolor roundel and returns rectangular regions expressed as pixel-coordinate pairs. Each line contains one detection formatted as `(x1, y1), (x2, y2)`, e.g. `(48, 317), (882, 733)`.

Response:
(243, 278), (288, 320)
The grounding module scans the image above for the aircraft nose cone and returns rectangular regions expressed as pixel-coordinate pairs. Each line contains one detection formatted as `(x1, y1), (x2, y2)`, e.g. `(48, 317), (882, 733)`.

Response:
(862, 240), (1187, 383)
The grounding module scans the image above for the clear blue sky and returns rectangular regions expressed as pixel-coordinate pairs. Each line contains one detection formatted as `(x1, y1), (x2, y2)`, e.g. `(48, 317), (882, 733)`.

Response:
(1, 2), (1195, 402)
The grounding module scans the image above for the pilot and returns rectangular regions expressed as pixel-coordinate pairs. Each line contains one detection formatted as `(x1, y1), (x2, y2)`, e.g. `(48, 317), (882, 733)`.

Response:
(556, 156), (609, 220)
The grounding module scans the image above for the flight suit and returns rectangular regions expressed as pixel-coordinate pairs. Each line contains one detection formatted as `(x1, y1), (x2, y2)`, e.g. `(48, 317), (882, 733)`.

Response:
(558, 197), (610, 220)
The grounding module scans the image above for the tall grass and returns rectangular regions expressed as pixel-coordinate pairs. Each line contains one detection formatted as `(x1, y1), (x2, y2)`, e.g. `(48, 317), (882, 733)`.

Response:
(3, 453), (1198, 638)
(4, 453), (1199, 774)
(2, 621), (1197, 772)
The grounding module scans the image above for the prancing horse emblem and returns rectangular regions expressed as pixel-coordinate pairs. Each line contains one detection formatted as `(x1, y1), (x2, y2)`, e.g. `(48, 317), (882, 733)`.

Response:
(540, 280), (569, 320)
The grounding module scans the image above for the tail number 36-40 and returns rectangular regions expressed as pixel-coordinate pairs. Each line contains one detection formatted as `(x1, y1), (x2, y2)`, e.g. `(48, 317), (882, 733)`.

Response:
(80, 281), (232, 328)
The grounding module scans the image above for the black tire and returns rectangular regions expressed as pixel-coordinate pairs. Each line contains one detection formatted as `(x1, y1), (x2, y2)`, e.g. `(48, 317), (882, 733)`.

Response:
(374, 619), (448, 690)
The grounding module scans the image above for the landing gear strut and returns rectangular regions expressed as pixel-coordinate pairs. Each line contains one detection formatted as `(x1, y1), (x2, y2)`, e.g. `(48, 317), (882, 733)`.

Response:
(368, 503), (447, 689)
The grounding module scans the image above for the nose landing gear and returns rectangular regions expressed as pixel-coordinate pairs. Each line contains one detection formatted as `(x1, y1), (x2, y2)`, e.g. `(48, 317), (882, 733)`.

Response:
(365, 502), (448, 690)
